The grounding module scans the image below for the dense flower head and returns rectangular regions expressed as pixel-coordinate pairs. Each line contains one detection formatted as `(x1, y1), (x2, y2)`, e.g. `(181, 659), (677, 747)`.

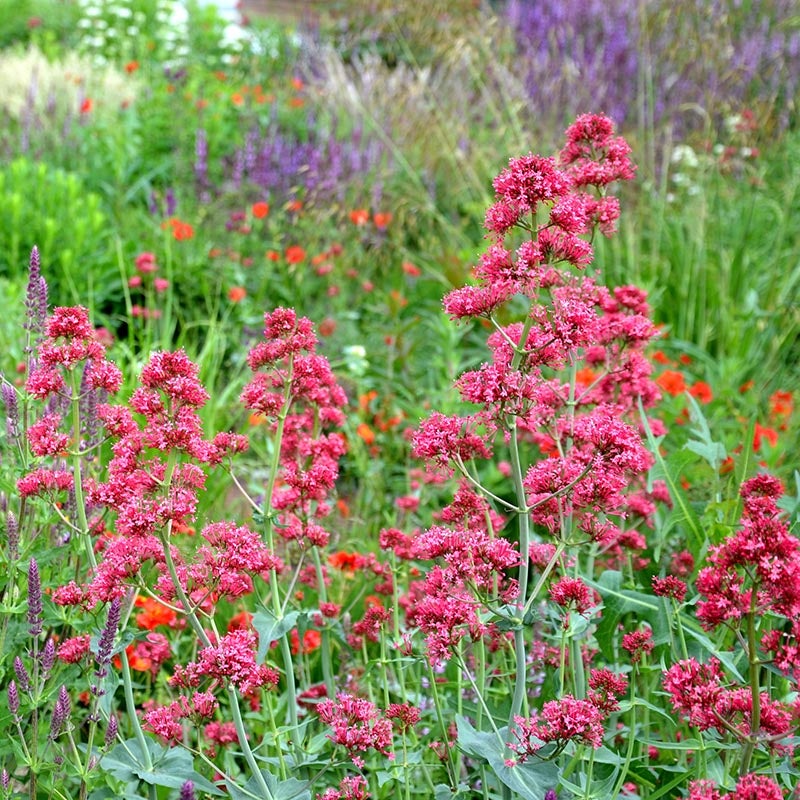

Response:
(509, 696), (606, 761)
(560, 114), (637, 187)
(621, 626), (654, 663)
(411, 413), (494, 471)
(170, 629), (279, 695)
(317, 693), (393, 759)
(493, 154), (572, 214)
(696, 472), (800, 628)
(247, 308), (317, 369)
(549, 576), (600, 616)
(138, 350), (209, 408)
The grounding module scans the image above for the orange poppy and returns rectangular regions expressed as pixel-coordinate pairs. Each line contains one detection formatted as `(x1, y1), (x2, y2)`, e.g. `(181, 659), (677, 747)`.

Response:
(251, 201), (269, 219)
(656, 370), (686, 396)
(228, 286), (247, 303)
(285, 245), (306, 264)
(356, 423), (375, 445)
(373, 212), (392, 228)
(349, 209), (369, 225)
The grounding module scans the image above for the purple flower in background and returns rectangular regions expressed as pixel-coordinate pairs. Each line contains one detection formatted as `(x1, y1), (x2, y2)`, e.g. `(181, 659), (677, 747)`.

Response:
(2, 382), (20, 445)
(13, 657), (30, 693)
(105, 714), (118, 747)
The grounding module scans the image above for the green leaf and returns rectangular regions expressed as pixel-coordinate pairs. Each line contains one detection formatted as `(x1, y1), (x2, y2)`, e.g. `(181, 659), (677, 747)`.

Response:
(588, 570), (668, 660)
(456, 716), (558, 800)
(227, 769), (310, 800)
(639, 400), (705, 551)
(101, 738), (224, 795)
(253, 608), (300, 663)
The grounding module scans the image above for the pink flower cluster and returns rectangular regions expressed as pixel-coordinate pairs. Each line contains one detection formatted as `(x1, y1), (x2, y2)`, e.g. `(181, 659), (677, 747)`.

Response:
(696, 474), (800, 631)
(663, 656), (794, 752)
(241, 308), (348, 549)
(688, 774), (785, 800)
(317, 693), (395, 765)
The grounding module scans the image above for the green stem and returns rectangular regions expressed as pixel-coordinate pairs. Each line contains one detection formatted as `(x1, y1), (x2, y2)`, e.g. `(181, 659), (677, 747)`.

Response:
(311, 547), (335, 699)
(69, 371), (97, 574)
(229, 686), (275, 800)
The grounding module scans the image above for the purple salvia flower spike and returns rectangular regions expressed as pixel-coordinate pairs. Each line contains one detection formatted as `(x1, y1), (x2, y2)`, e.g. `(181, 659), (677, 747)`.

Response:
(2, 382), (19, 445)
(49, 685), (70, 738)
(179, 780), (196, 800)
(105, 714), (118, 747)
(13, 657), (30, 693)
(95, 598), (121, 676)
(41, 638), (56, 678)
(165, 187), (177, 216)
(1, 769), (9, 791)
(6, 510), (19, 561)
(7, 681), (19, 716)
(27, 559), (42, 637)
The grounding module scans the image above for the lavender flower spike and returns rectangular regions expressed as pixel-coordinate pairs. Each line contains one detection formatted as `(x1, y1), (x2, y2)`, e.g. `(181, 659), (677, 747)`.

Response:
(27, 558), (43, 637)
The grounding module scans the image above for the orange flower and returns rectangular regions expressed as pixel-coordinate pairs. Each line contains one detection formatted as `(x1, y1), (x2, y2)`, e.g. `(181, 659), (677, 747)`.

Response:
(651, 350), (672, 365)
(769, 390), (793, 420)
(251, 201), (269, 218)
(231, 92), (245, 106)
(290, 629), (321, 655)
(336, 498), (350, 518)
(688, 381), (713, 403)
(349, 208), (369, 225)
(291, 77), (304, 90)
(286, 199), (303, 213)
(575, 367), (597, 386)
(678, 354), (692, 365)
(328, 551), (361, 571)
(134, 596), (177, 630)
(753, 423), (778, 451)
(656, 370), (686, 396)
(402, 261), (421, 277)
(288, 96), (305, 108)
(739, 380), (754, 394)
(373, 212), (392, 228)
(356, 422), (376, 445)
(358, 390), (378, 411)
(79, 98), (93, 114)
(285, 245), (306, 264)
(228, 286), (247, 302)
(163, 217), (194, 241)
(265, 250), (280, 261)
(124, 60), (140, 74)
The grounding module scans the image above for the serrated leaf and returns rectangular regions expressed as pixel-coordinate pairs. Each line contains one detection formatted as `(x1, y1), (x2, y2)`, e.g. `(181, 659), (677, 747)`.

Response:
(253, 608), (300, 663)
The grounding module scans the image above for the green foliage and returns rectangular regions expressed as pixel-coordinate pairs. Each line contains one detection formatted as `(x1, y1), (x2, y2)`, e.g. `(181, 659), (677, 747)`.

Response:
(0, 158), (112, 307)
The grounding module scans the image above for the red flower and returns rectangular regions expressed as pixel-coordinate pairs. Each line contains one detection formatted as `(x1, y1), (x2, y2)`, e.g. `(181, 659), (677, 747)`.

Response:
(228, 286), (247, 303)
(80, 98), (93, 114)
(285, 245), (306, 264)
(655, 370), (686, 396)
(251, 201), (269, 219)
(689, 381), (713, 403)
(349, 209), (369, 225)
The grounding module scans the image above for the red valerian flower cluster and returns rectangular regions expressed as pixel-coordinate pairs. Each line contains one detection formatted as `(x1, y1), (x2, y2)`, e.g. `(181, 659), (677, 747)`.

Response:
(409, 115), (661, 669)
(317, 693), (395, 766)
(240, 308), (348, 550)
